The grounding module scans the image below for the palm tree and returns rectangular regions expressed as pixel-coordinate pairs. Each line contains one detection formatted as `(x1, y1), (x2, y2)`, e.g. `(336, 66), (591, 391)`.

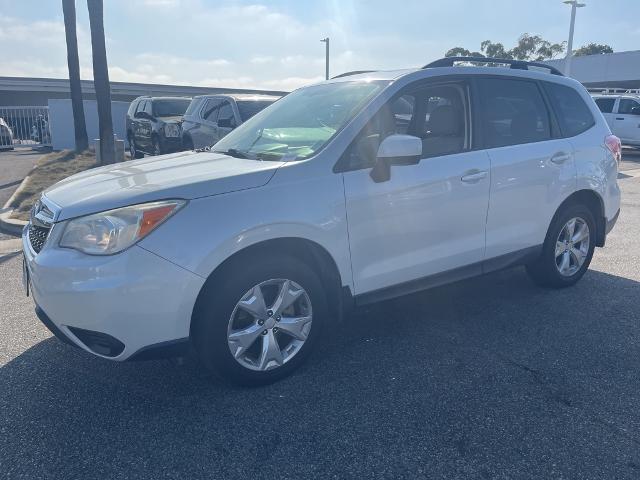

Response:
(62, 0), (88, 152)
(86, 0), (115, 164)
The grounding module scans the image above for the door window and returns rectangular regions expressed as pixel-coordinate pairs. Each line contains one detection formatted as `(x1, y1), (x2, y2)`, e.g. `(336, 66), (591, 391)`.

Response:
(218, 101), (236, 127)
(542, 82), (595, 137)
(341, 83), (468, 171)
(594, 97), (615, 113)
(478, 78), (551, 148)
(618, 98), (640, 115)
(201, 99), (221, 122)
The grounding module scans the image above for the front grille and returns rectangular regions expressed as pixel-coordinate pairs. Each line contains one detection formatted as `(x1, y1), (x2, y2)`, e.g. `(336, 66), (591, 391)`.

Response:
(28, 224), (50, 253)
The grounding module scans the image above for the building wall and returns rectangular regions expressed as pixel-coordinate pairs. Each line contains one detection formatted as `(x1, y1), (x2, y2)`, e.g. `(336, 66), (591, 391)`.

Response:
(545, 50), (640, 88)
(48, 99), (130, 151)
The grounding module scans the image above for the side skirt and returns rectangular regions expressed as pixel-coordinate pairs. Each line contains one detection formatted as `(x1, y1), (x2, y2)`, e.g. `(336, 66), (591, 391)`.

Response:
(352, 245), (542, 307)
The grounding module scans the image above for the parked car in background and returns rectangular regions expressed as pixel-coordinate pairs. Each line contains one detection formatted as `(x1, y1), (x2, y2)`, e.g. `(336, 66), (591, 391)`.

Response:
(592, 90), (640, 147)
(0, 117), (14, 150)
(182, 94), (282, 149)
(126, 96), (191, 158)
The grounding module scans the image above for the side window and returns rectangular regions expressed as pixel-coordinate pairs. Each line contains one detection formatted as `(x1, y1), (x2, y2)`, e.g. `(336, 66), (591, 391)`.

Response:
(218, 101), (236, 127)
(618, 99), (640, 115)
(543, 82), (595, 137)
(143, 100), (153, 116)
(594, 97), (615, 114)
(202, 99), (221, 122)
(340, 83), (468, 171)
(478, 78), (551, 148)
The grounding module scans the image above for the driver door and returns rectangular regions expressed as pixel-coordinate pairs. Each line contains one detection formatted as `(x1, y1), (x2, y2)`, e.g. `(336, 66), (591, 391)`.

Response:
(340, 81), (490, 297)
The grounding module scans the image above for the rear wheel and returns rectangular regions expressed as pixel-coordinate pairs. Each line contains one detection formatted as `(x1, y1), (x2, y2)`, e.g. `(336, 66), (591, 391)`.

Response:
(526, 204), (596, 288)
(192, 254), (327, 386)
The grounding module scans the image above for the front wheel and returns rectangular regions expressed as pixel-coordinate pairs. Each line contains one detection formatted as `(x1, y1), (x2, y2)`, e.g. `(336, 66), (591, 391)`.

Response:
(526, 204), (596, 288)
(129, 136), (143, 159)
(192, 254), (327, 386)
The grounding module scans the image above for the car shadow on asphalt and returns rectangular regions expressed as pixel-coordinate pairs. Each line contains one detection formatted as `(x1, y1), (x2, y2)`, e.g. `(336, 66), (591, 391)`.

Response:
(2, 267), (640, 478)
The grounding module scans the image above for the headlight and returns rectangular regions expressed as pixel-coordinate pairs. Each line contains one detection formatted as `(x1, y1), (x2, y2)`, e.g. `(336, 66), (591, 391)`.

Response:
(59, 200), (186, 255)
(164, 123), (180, 137)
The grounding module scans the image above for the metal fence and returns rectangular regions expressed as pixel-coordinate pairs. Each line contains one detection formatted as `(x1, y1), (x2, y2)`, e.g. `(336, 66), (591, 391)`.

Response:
(0, 106), (51, 149)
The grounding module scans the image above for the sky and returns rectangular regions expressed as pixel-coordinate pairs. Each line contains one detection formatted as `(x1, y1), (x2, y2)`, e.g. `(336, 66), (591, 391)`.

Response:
(0, 0), (638, 91)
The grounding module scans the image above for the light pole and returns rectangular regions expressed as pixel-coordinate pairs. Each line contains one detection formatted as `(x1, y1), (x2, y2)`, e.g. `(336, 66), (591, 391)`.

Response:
(563, 0), (586, 76)
(320, 37), (329, 80)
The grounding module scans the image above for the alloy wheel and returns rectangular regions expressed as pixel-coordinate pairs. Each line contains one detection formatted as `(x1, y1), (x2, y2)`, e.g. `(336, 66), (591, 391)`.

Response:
(555, 217), (590, 277)
(227, 279), (313, 371)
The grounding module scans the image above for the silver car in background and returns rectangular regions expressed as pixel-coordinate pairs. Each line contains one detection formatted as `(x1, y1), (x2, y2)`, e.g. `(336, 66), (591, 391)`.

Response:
(181, 94), (282, 149)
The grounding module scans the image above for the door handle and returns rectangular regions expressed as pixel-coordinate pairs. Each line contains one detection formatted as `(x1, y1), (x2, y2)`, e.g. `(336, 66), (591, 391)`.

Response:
(616, 117), (625, 120)
(550, 152), (571, 164)
(461, 169), (488, 183)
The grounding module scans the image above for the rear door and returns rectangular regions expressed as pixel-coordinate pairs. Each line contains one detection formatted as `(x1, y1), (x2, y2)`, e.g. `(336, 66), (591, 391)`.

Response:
(613, 97), (640, 145)
(478, 77), (575, 260)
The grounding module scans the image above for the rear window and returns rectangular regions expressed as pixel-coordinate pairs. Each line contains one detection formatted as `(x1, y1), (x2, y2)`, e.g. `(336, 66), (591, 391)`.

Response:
(236, 100), (278, 122)
(152, 99), (191, 117)
(594, 97), (615, 114)
(478, 78), (551, 148)
(543, 82), (595, 137)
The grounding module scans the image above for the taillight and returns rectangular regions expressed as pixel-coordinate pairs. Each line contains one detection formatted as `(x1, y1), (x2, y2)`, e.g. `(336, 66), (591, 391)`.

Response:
(605, 134), (622, 163)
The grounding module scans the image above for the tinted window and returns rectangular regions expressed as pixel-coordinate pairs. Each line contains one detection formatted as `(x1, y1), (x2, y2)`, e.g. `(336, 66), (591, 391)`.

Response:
(594, 97), (615, 113)
(478, 78), (551, 148)
(618, 98), (640, 114)
(202, 99), (221, 121)
(152, 99), (190, 117)
(218, 101), (235, 127)
(543, 82), (594, 137)
(237, 100), (277, 122)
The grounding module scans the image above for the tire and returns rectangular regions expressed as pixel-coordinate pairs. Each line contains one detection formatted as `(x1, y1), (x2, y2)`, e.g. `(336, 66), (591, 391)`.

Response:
(152, 136), (162, 156)
(192, 254), (327, 386)
(129, 136), (143, 159)
(526, 203), (596, 288)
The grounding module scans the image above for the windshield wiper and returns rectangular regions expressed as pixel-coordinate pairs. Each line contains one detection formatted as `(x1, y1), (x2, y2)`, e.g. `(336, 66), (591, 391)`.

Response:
(215, 148), (254, 159)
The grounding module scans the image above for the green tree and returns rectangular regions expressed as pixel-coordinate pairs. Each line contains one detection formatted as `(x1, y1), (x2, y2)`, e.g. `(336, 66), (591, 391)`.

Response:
(574, 43), (614, 57)
(446, 34), (566, 61)
(87, 0), (115, 165)
(62, 0), (88, 152)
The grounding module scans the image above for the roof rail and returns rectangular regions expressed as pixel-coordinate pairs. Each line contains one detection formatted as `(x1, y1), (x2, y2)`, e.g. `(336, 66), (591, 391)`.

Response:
(423, 57), (564, 76)
(588, 87), (640, 95)
(331, 70), (376, 79)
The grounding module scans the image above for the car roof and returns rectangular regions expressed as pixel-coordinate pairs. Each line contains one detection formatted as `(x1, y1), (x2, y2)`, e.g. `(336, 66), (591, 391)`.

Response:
(319, 64), (584, 94)
(192, 93), (282, 102)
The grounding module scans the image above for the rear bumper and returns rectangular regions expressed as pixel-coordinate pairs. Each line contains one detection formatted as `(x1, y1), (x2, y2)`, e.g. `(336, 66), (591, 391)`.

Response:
(606, 209), (620, 235)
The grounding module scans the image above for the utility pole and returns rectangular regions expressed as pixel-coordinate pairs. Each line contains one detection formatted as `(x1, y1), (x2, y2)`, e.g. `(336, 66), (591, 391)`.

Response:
(320, 37), (329, 80)
(563, 0), (586, 77)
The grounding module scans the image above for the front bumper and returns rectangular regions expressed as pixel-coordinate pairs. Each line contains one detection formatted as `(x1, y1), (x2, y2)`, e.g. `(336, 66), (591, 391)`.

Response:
(23, 227), (205, 361)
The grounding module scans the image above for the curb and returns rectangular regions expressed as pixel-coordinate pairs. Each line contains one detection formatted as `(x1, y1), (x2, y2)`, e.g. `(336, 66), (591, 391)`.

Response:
(0, 173), (31, 236)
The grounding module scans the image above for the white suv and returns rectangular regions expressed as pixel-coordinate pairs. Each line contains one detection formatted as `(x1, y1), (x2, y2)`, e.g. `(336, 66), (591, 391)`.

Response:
(592, 92), (640, 147)
(23, 57), (621, 385)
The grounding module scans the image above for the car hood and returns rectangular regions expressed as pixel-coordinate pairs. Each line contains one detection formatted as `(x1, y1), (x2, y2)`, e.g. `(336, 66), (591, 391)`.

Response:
(44, 150), (284, 221)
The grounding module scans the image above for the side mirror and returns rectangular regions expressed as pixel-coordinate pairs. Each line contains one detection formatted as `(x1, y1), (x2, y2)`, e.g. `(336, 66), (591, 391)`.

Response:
(631, 106), (640, 116)
(370, 134), (422, 183)
(217, 117), (235, 129)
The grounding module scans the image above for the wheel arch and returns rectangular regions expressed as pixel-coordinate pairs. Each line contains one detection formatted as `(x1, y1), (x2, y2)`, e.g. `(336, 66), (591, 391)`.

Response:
(554, 189), (606, 247)
(190, 237), (349, 338)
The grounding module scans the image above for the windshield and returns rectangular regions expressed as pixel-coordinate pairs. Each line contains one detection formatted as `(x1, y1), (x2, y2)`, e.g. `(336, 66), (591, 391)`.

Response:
(152, 99), (191, 117)
(214, 81), (387, 161)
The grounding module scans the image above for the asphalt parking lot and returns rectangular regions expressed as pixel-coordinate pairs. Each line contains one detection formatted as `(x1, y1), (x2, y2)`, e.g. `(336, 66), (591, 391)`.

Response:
(1, 149), (640, 479)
